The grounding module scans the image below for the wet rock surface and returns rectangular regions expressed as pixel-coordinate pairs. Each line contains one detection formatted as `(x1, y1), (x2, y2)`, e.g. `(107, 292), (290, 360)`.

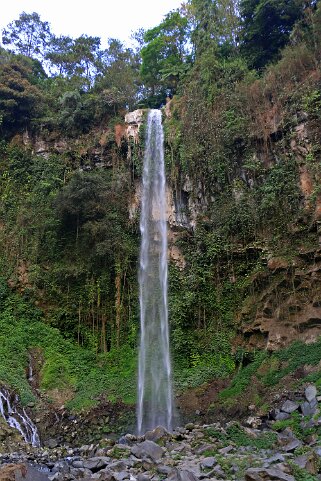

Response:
(0, 384), (320, 481)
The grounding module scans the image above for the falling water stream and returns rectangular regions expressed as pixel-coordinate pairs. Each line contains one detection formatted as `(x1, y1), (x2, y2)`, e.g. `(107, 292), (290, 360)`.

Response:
(137, 109), (173, 435)
(0, 387), (40, 447)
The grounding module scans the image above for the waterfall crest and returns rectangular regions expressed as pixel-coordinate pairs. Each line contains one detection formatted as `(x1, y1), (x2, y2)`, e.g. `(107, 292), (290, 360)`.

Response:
(137, 109), (173, 435)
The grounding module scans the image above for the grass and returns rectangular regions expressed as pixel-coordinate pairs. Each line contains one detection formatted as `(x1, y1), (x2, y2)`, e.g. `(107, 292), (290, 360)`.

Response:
(218, 350), (267, 400)
(262, 340), (321, 387)
(272, 411), (321, 443)
(290, 462), (319, 481)
(219, 339), (321, 405)
(206, 422), (277, 450)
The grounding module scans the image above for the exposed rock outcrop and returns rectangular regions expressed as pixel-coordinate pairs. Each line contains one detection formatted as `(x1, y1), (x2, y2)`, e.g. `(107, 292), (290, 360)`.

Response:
(239, 248), (321, 350)
(124, 109), (145, 143)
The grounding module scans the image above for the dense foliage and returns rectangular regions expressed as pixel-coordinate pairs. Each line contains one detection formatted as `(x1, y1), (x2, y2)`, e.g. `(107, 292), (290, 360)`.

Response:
(0, 0), (321, 410)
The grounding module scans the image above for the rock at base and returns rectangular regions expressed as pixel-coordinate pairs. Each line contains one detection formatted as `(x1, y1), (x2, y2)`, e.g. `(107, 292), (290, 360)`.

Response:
(144, 425), (169, 443)
(200, 457), (217, 470)
(0, 463), (49, 481)
(245, 467), (295, 481)
(280, 400), (299, 414)
(167, 469), (199, 481)
(305, 385), (317, 403)
(131, 440), (164, 462)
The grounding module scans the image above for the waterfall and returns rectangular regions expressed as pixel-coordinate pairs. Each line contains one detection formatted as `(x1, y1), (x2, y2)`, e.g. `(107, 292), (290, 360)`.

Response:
(137, 109), (173, 435)
(0, 387), (40, 447)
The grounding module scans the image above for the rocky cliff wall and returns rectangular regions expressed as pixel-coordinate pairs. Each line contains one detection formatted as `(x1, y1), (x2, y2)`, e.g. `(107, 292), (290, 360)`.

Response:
(124, 104), (321, 352)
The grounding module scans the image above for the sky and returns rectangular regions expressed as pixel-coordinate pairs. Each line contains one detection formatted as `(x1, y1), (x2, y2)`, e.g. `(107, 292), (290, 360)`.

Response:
(0, 0), (184, 47)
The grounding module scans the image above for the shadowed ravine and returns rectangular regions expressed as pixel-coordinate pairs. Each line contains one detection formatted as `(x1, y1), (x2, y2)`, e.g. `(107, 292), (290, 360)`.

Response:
(137, 109), (174, 435)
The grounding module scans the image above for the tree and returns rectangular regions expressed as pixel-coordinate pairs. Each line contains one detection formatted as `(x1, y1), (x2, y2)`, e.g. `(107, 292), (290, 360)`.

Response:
(46, 34), (101, 82)
(45, 35), (75, 76)
(140, 10), (190, 99)
(94, 38), (141, 110)
(0, 57), (43, 136)
(188, 0), (240, 56)
(240, 0), (310, 69)
(2, 12), (52, 60)
(72, 35), (101, 83)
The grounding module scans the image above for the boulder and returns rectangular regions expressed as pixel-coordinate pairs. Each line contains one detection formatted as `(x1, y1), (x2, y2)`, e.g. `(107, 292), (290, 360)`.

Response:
(293, 454), (318, 475)
(70, 467), (92, 478)
(90, 469), (113, 481)
(167, 469), (199, 481)
(48, 474), (62, 481)
(280, 400), (299, 414)
(246, 416), (262, 428)
(245, 467), (295, 481)
(194, 444), (214, 455)
(72, 460), (85, 468)
(83, 457), (110, 471)
(263, 453), (285, 467)
(218, 445), (234, 454)
(157, 465), (172, 475)
(112, 472), (129, 481)
(51, 461), (69, 474)
(136, 475), (150, 481)
(275, 412), (291, 422)
(0, 464), (49, 481)
(282, 439), (302, 452)
(108, 461), (129, 472)
(131, 440), (164, 462)
(211, 465), (226, 478)
(185, 423), (195, 431)
(301, 400), (318, 417)
(305, 385), (317, 403)
(144, 425), (169, 443)
(314, 447), (321, 457)
(200, 457), (217, 470)
(44, 438), (59, 449)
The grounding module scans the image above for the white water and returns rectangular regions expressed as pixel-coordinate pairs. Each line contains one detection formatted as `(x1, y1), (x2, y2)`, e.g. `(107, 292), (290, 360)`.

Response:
(0, 387), (40, 446)
(137, 109), (173, 435)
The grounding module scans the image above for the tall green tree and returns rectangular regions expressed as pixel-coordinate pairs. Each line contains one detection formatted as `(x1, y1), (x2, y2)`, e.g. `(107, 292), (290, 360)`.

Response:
(2, 12), (52, 60)
(0, 56), (43, 136)
(45, 34), (101, 88)
(188, 0), (240, 56)
(240, 0), (311, 69)
(94, 38), (141, 110)
(45, 35), (75, 76)
(72, 35), (101, 82)
(140, 10), (190, 99)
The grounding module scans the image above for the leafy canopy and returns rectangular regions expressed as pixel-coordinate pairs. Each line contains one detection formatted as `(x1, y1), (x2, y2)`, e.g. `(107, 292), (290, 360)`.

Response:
(2, 12), (52, 60)
(240, 0), (311, 69)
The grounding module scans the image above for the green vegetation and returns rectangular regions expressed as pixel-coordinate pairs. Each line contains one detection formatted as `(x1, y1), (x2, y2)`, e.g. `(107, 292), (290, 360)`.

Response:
(1, 0), (321, 414)
(0, 280), (136, 408)
(263, 340), (321, 387)
(206, 422), (277, 449)
(240, 0), (311, 69)
(290, 463), (319, 481)
(218, 340), (321, 410)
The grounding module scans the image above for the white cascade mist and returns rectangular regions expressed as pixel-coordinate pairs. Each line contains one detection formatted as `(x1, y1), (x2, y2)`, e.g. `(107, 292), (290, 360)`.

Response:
(137, 109), (173, 435)
(0, 387), (40, 447)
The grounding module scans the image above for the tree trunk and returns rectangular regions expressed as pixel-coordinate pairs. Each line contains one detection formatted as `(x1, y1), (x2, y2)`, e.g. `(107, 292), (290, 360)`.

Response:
(115, 266), (122, 348)
(101, 313), (107, 353)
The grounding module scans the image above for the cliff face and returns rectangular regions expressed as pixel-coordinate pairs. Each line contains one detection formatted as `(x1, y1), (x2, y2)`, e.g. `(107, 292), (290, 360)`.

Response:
(238, 249), (321, 350)
(124, 101), (321, 353)
(2, 79), (321, 356)
(232, 112), (321, 350)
